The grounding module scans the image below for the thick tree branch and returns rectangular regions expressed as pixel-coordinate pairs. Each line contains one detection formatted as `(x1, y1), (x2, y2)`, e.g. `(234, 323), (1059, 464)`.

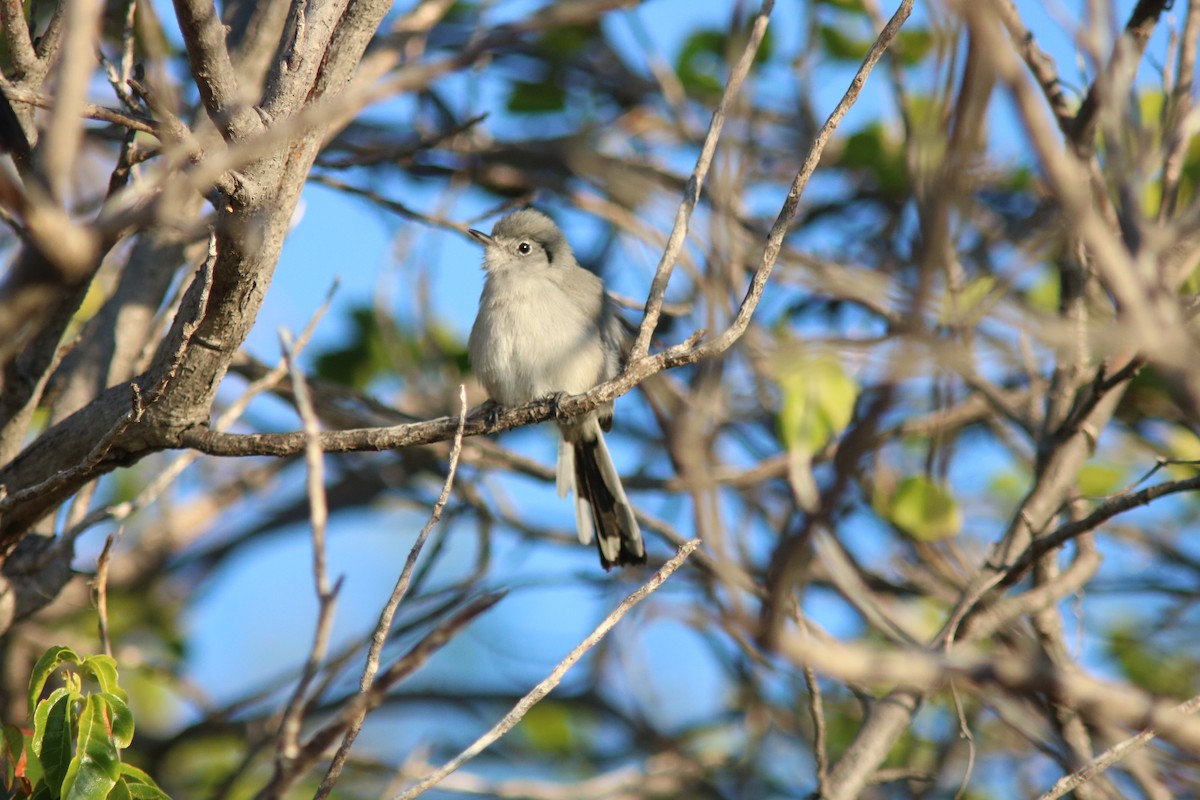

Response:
(779, 633), (1200, 756)
(1069, 0), (1173, 156)
(0, 0), (38, 82)
(172, 0), (264, 142)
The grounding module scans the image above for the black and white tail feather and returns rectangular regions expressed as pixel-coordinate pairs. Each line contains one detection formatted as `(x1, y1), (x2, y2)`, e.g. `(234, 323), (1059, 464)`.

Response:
(556, 419), (644, 569)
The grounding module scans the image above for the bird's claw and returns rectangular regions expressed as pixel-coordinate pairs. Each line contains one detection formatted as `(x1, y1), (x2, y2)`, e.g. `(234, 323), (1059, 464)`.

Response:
(477, 399), (503, 428)
(546, 391), (570, 423)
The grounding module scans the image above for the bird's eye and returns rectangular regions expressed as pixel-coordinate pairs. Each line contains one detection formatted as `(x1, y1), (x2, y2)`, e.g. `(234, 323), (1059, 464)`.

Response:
(516, 242), (532, 255)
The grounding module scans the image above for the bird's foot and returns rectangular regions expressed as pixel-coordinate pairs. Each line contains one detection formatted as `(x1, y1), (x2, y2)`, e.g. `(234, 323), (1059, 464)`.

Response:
(476, 398), (503, 428)
(545, 391), (571, 423)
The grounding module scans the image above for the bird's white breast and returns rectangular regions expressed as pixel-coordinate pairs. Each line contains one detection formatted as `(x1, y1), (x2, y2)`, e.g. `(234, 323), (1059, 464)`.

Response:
(469, 271), (608, 406)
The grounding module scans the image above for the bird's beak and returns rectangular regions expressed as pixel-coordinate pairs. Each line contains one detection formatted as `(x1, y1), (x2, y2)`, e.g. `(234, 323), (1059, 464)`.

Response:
(467, 229), (491, 246)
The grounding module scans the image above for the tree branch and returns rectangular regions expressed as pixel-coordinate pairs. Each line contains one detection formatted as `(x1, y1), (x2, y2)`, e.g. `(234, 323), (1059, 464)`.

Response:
(316, 385), (469, 799)
(392, 538), (702, 799)
(629, 0), (775, 360)
(172, 0), (264, 142)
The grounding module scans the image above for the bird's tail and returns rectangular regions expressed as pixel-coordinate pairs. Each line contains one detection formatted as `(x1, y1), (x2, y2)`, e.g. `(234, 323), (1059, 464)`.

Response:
(557, 430), (644, 569)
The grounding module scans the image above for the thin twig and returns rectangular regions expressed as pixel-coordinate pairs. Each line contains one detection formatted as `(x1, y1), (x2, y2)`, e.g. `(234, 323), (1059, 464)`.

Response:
(275, 593), (506, 789)
(1037, 694), (1200, 800)
(316, 385), (469, 799)
(96, 0), (138, 110)
(951, 682), (976, 799)
(119, 0), (138, 95)
(392, 538), (703, 800)
(1001, 473), (1200, 589)
(630, 0), (776, 360)
(1068, 0), (1173, 155)
(1159, 0), (1200, 219)
(688, 0), (915, 363)
(273, 328), (341, 768)
(3, 85), (158, 134)
(92, 532), (118, 657)
(799, 615), (828, 795)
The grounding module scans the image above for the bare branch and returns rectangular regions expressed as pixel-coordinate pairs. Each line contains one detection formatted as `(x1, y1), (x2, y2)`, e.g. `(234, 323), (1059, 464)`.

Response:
(1160, 0), (1200, 219)
(316, 384), (469, 798)
(0, 0), (38, 81)
(690, 0), (914, 363)
(273, 328), (340, 769)
(1038, 694), (1200, 800)
(629, 0), (775, 360)
(778, 633), (1200, 755)
(91, 532), (118, 657)
(172, 0), (263, 141)
(2, 85), (158, 136)
(392, 538), (702, 799)
(1069, 0), (1173, 155)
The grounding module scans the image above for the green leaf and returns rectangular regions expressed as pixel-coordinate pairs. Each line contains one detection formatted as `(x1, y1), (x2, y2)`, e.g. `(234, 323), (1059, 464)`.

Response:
(1024, 271), (1061, 312)
(894, 28), (936, 66)
(115, 764), (159, 786)
(95, 694), (133, 751)
(22, 744), (43, 788)
(34, 693), (71, 798)
(676, 29), (727, 97)
(521, 702), (573, 755)
(110, 777), (134, 800)
(116, 765), (170, 799)
(1107, 622), (1200, 697)
(840, 124), (907, 195)
(537, 23), (598, 61)
(506, 79), (566, 114)
(777, 350), (858, 511)
(883, 476), (961, 541)
(1078, 463), (1124, 496)
(675, 24), (771, 98)
(4, 724), (24, 781)
(817, 0), (867, 12)
(818, 25), (872, 61)
(313, 307), (391, 389)
(78, 658), (126, 704)
(1138, 90), (1165, 127)
(939, 276), (997, 325)
(28, 648), (80, 718)
(1160, 427), (1200, 479)
(123, 784), (172, 800)
(61, 696), (119, 800)
(31, 689), (69, 758)
(8, 725), (44, 787)
(777, 353), (858, 455)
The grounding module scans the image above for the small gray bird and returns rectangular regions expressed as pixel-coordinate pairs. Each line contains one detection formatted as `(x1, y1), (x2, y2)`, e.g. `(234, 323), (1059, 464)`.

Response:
(467, 209), (645, 569)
